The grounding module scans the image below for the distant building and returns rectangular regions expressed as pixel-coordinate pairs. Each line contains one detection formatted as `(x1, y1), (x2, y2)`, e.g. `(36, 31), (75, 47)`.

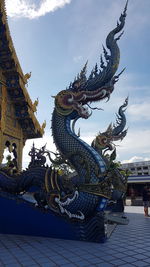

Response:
(121, 161), (150, 176)
(121, 161), (150, 204)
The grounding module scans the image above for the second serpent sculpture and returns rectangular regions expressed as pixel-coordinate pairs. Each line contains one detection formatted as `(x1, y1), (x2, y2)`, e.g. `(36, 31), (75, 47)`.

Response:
(0, 2), (128, 241)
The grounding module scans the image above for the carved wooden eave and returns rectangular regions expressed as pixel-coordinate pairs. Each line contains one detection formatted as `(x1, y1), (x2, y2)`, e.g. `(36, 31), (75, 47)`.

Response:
(0, 0), (45, 140)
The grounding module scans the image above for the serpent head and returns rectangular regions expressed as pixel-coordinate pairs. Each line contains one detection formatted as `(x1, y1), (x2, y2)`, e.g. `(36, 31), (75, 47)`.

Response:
(55, 84), (114, 119)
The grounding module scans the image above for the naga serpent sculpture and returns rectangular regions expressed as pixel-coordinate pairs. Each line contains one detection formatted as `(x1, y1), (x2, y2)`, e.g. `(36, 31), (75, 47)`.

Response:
(92, 97), (128, 157)
(0, 1), (128, 242)
(91, 97), (128, 199)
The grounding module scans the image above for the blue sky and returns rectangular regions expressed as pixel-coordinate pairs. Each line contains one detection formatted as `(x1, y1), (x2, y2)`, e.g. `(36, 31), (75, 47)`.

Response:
(5, 0), (150, 168)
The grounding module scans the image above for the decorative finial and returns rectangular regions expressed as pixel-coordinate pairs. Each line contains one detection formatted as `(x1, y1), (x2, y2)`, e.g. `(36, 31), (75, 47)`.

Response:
(24, 71), (32, 85)
(42, 120), (46, 131)
(32, 98), (39, 112)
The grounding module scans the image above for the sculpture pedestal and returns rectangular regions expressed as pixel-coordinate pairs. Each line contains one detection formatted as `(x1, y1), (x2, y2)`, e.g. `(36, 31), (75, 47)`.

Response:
(0, 193), (107, 243)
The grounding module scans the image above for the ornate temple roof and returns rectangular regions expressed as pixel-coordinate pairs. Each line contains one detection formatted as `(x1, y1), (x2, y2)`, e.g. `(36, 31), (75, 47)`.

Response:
(0, 0), (45, 139)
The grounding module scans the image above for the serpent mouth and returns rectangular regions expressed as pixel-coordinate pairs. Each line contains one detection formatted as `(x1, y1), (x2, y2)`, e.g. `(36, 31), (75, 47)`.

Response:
(74, 85), (114, 106)
(73, 85), (113, 118)
(55, 82), (114, 118)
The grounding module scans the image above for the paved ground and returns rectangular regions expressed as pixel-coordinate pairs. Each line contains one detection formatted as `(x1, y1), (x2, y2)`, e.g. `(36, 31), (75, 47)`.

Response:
(0, 206), (150, 267)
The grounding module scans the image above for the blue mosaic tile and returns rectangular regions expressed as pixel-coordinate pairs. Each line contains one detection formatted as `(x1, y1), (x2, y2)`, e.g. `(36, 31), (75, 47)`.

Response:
(133, 261), (149, 267)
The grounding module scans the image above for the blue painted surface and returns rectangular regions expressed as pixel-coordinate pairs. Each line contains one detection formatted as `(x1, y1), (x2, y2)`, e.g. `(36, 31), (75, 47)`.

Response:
(0, 195), (79, 240)
(128, 175), (150, 183)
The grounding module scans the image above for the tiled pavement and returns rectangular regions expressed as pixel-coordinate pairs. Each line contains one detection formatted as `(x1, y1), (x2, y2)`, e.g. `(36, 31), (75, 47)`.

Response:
(0, 206), (150, 266)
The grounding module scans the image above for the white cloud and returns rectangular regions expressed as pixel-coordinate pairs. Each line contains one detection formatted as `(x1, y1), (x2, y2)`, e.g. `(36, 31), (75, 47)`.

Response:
(127, 101), (150, 121)
(6, 0), (72, 19)
(121, 156), (150, 164)
(116, 129), (150, 153)
(114, 129), (150, 164)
